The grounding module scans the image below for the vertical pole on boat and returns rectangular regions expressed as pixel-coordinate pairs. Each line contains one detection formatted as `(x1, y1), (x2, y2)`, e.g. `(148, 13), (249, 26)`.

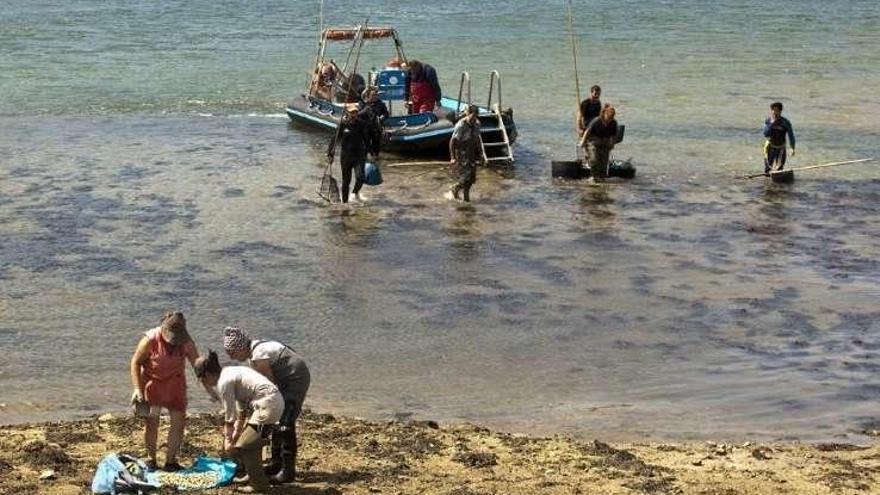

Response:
(308, 0), (328, 95)
(566, 0), (583, 158)
(317, 0), (324, 40)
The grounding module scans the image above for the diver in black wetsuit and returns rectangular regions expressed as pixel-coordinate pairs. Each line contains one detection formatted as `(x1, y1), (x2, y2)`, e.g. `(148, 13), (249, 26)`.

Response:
(327, 103), (381, 203)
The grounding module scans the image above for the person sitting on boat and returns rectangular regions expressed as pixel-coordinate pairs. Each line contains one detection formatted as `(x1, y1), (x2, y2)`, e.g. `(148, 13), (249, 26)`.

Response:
(327, 103), (381, 203)
(310, 62), (338, 100)
(577, 85), (602, 134)
(385, 57), (404, 69)
(579, 104), (619, 183)
(445, 105), (484, 202)
(762, 101), (796, 174)
(405, 60), (441, 113)
(362, 86), (389, 122)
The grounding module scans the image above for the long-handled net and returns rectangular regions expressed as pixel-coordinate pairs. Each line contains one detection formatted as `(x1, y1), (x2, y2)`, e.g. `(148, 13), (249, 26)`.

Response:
(316, 19), (369, 204)
(318, 159), (341, 203)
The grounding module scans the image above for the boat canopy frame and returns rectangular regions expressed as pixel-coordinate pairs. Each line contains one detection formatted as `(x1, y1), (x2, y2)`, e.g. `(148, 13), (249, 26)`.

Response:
(307, 25), (408, 97)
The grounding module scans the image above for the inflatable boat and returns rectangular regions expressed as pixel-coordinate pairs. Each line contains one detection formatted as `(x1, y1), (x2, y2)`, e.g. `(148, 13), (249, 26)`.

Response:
(286, 26), (517, 162)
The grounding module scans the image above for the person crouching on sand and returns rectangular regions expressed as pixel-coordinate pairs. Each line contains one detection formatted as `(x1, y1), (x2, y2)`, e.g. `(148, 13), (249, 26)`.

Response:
(223, 326), (310, 484)
(194, 350), (284, 494)
(129, 311), (200, 471)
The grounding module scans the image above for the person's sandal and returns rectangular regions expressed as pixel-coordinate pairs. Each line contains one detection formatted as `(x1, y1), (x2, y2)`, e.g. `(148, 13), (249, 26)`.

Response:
(163, 461), (184, 472)
(145, 459), (158, 470)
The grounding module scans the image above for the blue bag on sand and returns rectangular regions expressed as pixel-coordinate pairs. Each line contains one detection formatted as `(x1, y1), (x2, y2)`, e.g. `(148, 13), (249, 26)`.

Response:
(364, 161), (383, 186)
(91, 453), (160, 494)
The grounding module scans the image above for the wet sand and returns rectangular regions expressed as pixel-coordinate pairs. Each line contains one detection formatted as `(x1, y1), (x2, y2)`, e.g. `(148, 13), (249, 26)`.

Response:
(2, 411), (879, 495)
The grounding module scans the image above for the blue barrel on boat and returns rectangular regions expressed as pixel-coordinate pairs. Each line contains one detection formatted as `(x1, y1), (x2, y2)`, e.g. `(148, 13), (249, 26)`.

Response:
(376, 69), (407, 100)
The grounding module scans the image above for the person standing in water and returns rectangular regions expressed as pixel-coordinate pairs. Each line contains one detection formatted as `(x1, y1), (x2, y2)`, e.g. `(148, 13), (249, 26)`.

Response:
(223, 327), (310, 485)
(762, 101), (796, 173)
(579, 104), (619, 183)
(327, 103), (381, 203)
(577, 85), (602, 135)
(446, 105), (484, 202)
(129, 311), (200, 471)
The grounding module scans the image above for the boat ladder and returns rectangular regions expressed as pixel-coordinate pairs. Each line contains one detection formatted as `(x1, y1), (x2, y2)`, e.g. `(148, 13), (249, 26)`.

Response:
(480, 71), (513, 165)
(455, 71), (515, 165)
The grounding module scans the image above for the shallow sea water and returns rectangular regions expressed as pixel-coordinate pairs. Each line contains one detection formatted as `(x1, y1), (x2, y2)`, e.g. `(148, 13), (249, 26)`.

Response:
(1, 0), (879, 441)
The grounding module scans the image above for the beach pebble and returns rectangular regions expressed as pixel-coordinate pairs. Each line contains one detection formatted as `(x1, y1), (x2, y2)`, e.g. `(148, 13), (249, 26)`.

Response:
(38, 469), (56, 480)
(751, 448), (771, 460)
(97, 413), (114, 422)
(368, 487), (381, 493)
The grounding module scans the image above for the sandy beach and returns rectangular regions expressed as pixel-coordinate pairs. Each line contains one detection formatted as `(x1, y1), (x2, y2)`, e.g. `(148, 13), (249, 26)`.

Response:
(2, 411), (879, 495)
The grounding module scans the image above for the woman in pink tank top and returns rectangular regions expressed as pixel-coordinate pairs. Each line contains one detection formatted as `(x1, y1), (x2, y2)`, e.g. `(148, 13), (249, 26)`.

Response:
(129, 311), (199, 470)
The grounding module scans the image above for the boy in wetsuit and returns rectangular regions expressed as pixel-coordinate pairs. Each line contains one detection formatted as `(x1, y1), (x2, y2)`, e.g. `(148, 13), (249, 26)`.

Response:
(762, 102), (796, 173)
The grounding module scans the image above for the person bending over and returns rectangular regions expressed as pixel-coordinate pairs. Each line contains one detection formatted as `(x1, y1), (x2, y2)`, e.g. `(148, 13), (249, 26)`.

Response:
(223, 327), (310, 485)
(195, 351), (284, 494)
(406, 60), (442, 113)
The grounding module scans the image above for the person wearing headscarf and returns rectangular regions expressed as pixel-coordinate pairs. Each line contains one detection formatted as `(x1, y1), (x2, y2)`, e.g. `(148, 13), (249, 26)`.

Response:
(129, 311), (200, 471)
(194, 351), (283, 493)
(223, 327), (310, 485)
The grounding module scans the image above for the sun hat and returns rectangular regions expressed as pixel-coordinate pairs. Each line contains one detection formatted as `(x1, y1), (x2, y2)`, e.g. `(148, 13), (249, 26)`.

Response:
(160, 312), (190, 346)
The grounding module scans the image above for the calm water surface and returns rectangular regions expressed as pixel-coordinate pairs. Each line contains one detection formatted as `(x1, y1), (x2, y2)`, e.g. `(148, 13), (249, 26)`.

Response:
(1, 0), (879, 441)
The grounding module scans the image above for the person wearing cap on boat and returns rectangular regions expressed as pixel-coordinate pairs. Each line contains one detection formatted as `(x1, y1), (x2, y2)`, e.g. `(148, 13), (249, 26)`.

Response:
(577, 85), (602, 135)
(579, 104), (619, 183)
(343, 72), (367, 104)
(362, 86), (389, 122)
(405, 60), (442, 113)
(762, 102), (796, 174)
(223, 327), (310, 485)
(446, 104), (484, 202)
(129, 311), (201, 471)
(327, 102), (381, 203)
(194, 351), (284, 494)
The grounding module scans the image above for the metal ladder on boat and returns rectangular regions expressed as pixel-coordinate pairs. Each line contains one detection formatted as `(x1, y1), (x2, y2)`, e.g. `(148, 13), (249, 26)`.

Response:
(455, 71), (514, 165)
(481, 71), (514, 165)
